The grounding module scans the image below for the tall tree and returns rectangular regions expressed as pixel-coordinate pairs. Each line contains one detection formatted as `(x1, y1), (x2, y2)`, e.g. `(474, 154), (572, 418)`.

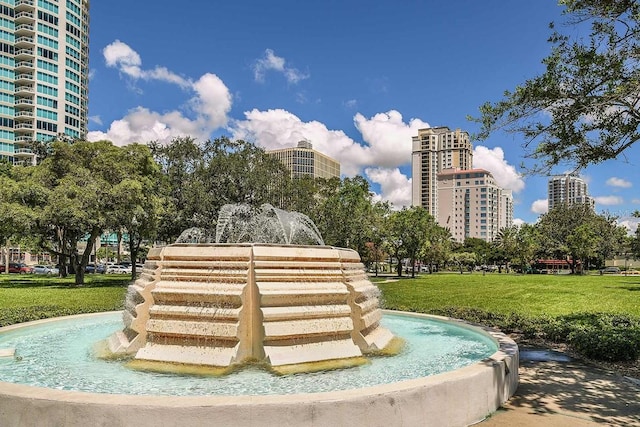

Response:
(420, 226), (453, 273)
(473, 0), (640, 173)
(494, 225), (520, 272)
(537, 203), (601, 273)
(384, 206), (435, 278)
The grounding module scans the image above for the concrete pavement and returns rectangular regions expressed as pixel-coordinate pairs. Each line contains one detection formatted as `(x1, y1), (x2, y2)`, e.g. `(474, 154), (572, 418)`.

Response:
(478, 349), (640, 426)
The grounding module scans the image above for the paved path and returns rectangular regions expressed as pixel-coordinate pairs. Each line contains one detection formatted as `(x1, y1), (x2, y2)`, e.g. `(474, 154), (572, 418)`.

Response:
(478, 352), (640, 426)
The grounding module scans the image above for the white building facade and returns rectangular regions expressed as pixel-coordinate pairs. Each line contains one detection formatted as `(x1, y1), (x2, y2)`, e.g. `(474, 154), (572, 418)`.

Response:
(411, 127), (473, 217)
(437, 168), (513, 243)
(547, 173), (595, 211)
(0, 0), (89, 165)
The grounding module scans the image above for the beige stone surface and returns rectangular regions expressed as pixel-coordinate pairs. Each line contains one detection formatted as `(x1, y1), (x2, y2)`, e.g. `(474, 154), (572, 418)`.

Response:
(478, 360), (640, 427)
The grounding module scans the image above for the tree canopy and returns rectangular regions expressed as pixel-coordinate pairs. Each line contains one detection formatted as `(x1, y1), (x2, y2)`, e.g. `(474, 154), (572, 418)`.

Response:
(473, 0), (640, 173)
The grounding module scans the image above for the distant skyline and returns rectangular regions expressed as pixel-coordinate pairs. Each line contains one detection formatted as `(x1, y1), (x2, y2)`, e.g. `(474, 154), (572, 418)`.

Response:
(86, 1), (640, 233)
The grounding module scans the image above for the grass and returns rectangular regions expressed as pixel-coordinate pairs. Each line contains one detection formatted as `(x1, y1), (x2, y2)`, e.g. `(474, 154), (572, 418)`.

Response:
(0, 274), (130, 326)
(0, 271), (638, 362)
(376, 273), (640, 317)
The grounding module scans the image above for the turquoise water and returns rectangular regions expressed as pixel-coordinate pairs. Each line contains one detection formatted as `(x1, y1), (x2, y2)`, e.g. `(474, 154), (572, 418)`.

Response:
(0, 312), (497, 396)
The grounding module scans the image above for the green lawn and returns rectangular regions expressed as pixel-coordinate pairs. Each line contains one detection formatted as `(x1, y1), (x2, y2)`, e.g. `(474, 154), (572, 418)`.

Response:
(376, 272), (640, 317)
(0, 274), (130, 326)
(0, 271), (638, 361)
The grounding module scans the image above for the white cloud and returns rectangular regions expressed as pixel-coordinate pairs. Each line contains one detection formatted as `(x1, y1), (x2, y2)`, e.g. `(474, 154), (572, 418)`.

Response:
(513, 218), (526, 227)
(594, 195), (624, 205)
(365, 167), (412, 209)
(88, 115), (102, 126)
(344, 99), (357, 109)
(89, 41), (232, 146)
(231, 109), (428, 177)
(531, 199), (548, 214)
(253, 49), (309, 84)
(618, 216), (639, 235)
(632, 198), (640, 204)
(606, 177), (632, 188)
(103, 40), (191, 89)
(87, 107), (208, 146)
(472, 146), (525, 193)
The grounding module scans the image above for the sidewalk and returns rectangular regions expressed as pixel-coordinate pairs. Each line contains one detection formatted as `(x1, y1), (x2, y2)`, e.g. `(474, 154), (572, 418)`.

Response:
(478, 349), (640, 426)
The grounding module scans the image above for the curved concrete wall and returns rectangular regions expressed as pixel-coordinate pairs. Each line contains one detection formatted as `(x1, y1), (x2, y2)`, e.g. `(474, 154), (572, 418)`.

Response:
(0, 311), (518, 427)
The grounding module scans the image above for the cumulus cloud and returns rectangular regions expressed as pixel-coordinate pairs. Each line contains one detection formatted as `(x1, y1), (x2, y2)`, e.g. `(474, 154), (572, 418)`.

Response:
(513, 218), (526, 227)
(253, 49), (309, 84)
(365, 167), (412, 209)
(594, 195), (624, 205)
(473, 146), (525, 193)
(104, 40), (191, 89)
(87, 107), (209, 146)
(89, 41), (232, 146)
(618, 216), (639, 235)
(531, 199), (548, 214)
(231, 109), (428, 176)
(606, 177), (632, 188)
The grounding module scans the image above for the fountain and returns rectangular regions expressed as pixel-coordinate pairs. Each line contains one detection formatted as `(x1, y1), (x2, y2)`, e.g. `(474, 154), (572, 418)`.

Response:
(0, 204), (519, 427)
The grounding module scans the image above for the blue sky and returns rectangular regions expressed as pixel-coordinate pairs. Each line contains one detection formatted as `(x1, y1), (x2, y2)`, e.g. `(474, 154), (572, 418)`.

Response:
(86, 1), (640, 233)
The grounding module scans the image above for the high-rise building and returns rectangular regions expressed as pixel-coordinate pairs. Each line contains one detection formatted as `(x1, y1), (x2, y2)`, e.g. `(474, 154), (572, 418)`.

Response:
(437, 168), (513, 243)
(547, 173), (595, 211)
(411, 127), (473, 217)
(266, 140), (340, 179)
(0, 0), (90, 165)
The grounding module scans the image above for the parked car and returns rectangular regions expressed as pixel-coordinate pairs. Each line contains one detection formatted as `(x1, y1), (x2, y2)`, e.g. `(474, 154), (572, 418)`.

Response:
(33, 265), (59, 275)
(85, 264), (106, 274)
(600, 266), (621, 274)
(106, 264), (130, 274)
(0, 262), (34, 274)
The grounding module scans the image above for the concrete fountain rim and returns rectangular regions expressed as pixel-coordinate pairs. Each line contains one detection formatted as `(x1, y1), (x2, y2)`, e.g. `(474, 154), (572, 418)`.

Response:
(0, 310), (518, 404)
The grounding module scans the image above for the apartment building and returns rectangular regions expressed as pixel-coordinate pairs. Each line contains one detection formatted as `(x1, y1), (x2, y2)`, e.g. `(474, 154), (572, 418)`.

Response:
(266, 140), (340, 179)
(411, 127), (473, 217)
(0, 0), (89, 165)
(548, 173), (595, 211)
(437, 168), (513, 242)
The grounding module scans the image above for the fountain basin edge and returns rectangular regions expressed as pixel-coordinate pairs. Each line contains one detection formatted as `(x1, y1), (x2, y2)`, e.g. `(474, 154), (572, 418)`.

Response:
(0, 310), (518, 427)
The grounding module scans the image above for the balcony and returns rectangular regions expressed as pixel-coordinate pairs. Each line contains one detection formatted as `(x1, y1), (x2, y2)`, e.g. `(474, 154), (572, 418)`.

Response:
(14, 85), (33, 95)
(14, 112), (33, 123)
(14, 148), (34, 155)
(15, 73), (33, 83)
(14, 98), (33, 106)
(15, 11), (35, 23)
(14, 123), (33, 130)
(14, 36), (34, 48)
(15, 61), (33, 72)
(15, 0), (35, 9)
(15, 23), (34, 35)
(14, 48), (34, 60)
(14, 135), (32, 143)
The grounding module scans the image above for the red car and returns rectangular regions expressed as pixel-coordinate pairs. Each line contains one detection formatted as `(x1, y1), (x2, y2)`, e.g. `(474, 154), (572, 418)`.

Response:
(0, 263), (34, 274)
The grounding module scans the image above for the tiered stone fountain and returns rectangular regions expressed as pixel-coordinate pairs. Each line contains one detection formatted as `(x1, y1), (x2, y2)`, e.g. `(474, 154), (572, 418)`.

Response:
(0, 204), (519, 427)
(106, 204), (397, 374)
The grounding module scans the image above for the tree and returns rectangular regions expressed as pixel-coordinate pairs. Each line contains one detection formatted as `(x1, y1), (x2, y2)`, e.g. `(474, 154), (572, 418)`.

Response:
(513, 224), (542, 273)
(632, 211), (640, 260)
(450, 252), (477, 274)
(461, 238), (493, 271)
(0, 166), (40, 272)
(150, 137), (293, 241)
(494, 225), (519, 272)
(384, 206), (435, 278)
(313, 176), (380, 255)
(110, 144), (165, 279)
(473, 0), (640, 173)
(420, 226), (453, 273)
(536, 203), (621, 273)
